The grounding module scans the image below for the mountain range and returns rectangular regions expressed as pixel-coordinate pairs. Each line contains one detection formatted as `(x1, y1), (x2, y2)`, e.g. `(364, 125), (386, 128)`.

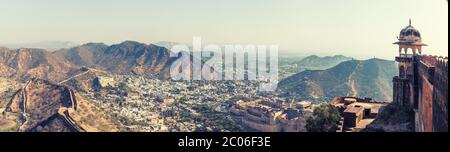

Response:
(0, 48), (78, 82)
(278, 58), (398, 102)
(294, 55), (353, 70)
(0, 41), (402, 132)
(1, 42), (398, 103)
(0, 41), (77, 52)
(0, 41), (189, 83)
(53, 41), (177, 77)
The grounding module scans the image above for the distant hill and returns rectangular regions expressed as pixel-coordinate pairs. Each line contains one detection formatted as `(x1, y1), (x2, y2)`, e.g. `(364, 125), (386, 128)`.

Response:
(53, 42), (109, 67)
(0, 48), (78, 82)
(0, 41), (77, 52)
(279, 55), (353, 79)
(0, 40), (203, 83)
(294, 55), (353, 70)
(278, 58), (398, 102)
(53, 41), (184, 79)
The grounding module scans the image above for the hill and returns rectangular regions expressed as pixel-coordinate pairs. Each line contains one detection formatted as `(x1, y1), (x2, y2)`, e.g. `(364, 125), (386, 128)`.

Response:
(278, 58), (398, 102)
(294, 55), (353, 70)
(54, 41), (183, 79)
(0, 78), (121, 132)
(0, 48), (78, 82)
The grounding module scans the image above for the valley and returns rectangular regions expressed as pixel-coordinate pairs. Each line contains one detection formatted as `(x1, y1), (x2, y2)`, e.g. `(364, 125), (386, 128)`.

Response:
(278, 58), (398, 102)
(0, 42), (400, 132)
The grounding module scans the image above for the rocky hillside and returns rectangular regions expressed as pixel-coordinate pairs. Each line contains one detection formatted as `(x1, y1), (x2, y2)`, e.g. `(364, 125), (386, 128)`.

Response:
(0, 78), (22, 108)
(53, 42), (109, 67)
(54, 41), (179, 78)
(0, 48), (77, 82)
(0, 78), (22, 95)
(364, 104), (415, 132)
(1, 41), (203, 82)
(0, 78), (120, 132)
(278, 58), (398, 102)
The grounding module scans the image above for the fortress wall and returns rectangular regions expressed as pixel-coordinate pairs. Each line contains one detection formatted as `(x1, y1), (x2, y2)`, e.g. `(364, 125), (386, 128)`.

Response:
(280, 119), (304, 132)
(415, 56), (449, 132)
(332, 97), (387, 104)
(5, 89), (23, 113)
(417, 60), (435, 132)
(432, 58), (448, 132)
(242, 118), (280, 132)
(419, 75), (434, 132)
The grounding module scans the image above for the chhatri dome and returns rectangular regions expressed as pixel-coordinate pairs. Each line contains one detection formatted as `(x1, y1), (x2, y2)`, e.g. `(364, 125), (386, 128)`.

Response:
(394, 19), (427, 55)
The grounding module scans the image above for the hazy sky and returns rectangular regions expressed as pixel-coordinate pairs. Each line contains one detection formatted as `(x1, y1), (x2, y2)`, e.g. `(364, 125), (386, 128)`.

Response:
(0, 0), (447, 59)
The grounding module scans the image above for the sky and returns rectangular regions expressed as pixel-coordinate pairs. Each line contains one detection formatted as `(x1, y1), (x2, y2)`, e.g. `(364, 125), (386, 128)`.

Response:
(0, 0), (447, 59)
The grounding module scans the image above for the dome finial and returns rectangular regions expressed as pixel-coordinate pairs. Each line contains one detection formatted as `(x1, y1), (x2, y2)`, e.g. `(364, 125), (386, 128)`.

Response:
(409, 18), (412, 26)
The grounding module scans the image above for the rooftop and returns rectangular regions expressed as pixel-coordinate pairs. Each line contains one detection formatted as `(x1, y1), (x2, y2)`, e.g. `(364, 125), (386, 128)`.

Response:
(394, 19), (427, 46)
(344, 106), (364, 114)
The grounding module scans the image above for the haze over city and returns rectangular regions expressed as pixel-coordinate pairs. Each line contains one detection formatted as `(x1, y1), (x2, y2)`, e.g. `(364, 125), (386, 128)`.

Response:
(0, 0), (448, 59)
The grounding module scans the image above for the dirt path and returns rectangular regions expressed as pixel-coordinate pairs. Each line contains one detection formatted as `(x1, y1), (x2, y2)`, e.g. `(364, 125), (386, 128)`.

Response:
(58, 68), (108, 85)
(347, 62), (361, 97)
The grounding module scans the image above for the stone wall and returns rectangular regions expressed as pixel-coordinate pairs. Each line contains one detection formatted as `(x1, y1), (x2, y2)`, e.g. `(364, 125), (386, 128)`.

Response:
(416, 57), (435, 132)
(415, 56), (448, 132)
(432, 58), (448, 132)
(418, 74), (434, 132)
(393, 76), (412, 107)
(241, 117), (280, 132)
(393, 55), (448, 132)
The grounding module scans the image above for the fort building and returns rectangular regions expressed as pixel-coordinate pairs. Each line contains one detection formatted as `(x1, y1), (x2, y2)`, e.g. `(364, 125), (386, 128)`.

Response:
(343, 106), (364, 128)
(230, 99), (313, 132)
(331, 97), (387, 132)
(392, 20), (448, 132)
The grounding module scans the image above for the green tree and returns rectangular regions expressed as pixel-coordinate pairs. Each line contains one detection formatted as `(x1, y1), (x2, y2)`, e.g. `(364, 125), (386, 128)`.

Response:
(306, 104), (341, 132)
